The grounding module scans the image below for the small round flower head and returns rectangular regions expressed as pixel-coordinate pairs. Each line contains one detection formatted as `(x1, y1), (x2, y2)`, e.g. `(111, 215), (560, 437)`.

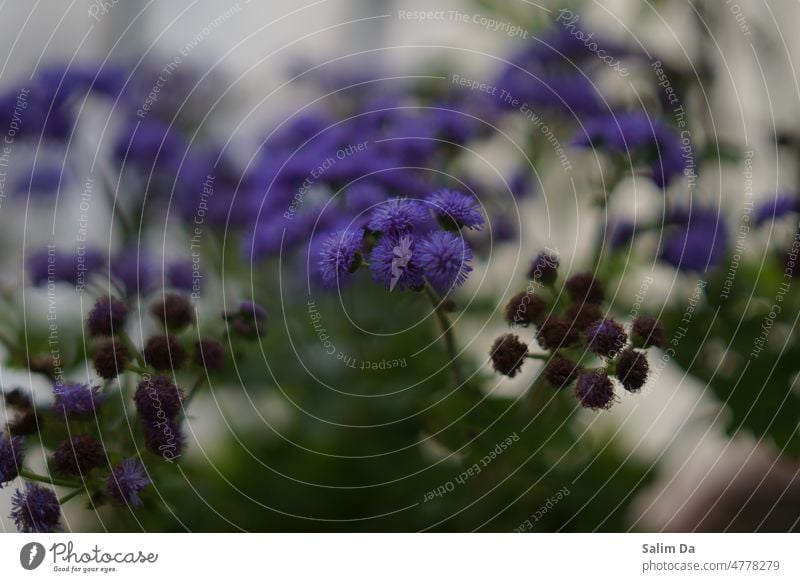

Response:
(0, 432), (24, 485)
(193, 339), (224, 371)
(427, 189), (484, 230)
(107, 458), (151, 507)
(27, 355), (57, 378)
(52, 383), (104, 418)
(370, 232), (425, 291)
(4, 388), (31, 409)
(92, 338), (130, 380)
(489, 333), (528, 377)
(9, 410), (42, 437)
(574, 371), (615, 410)
(504, 291), (546, 327)
(536, 316), (579, 351)
(318, 228), (364, 287)
(616, 349), (649, 392)
(150, 293), (195, 330)
(86, 297), (129, 337)
(544, 356), (581, 389)
(10, 482), (61, 533)
(134, 375), (184, 421)
(367, 197), (429, 233)
(223, 300), (267, 339)
(586, 318), (627, 358)
(51, 435), (106, 476)
(527, 252), (559, 284)
(566, 303), (602, 334)
(143, 334), (186, 371)
(565, 273), (604, 304)
(631, 316), (666, 348)
(142, 418), (183, 461)
(416, 231), (474, 293)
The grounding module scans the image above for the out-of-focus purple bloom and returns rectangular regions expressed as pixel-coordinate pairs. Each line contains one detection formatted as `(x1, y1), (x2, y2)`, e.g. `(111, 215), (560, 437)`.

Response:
(755, 194), (800, 226)
(661, 208), (727, 272)
(416, 231), (474, 293)
(14, 162), (67, 198)
(111, 247), (156, 296)
(114, 118), (187, 174)
(10, 482), (61, 533)
(0, 433), (24, 486)
(53, 383), (104, 418)
(223, 300), (267, 338)
(571, 112), (687, 188)
(166, 261), (196, 292)
(107, 458), (151, 507)
(370, 232), (425, 291)
(368, 198), (429, 234)
(509, 169), (534, 198)
(345, 181), (387, 220)
(607, 219), (638, 250)
(427, 189), (484, 230)
(318, 229), (364, 287)
(27, 247), (105, 287)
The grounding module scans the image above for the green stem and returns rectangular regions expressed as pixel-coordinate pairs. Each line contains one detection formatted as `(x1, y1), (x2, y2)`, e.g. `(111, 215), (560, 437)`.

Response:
(120, 332), (145, 367)
(127, 364), (151, 376)
(58, 488), (85, 505)
(182, 373), (207, 409)
(422, 284), (465, 388)
(526, 353), (550, 361)
(19, 469), (81, 489)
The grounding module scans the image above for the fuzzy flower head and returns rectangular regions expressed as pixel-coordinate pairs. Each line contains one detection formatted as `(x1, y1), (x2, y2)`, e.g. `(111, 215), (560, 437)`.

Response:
(490, 333), (528, 377)
(0, 432), (24, 486)
(427, 189), (484, 230)
(367, 198), (429, 234)
(10, 482), (61, 533)
(616, 349), (649, 392)
(107, 458), (151, 507)
(87, 297), (129, 337)
(370, 232), (425, 291)
(318, 228), (364, 287)
(661, 208), (727, 273)
(52, 383), (104, 418)
(574, 371), (615, 410)
(586, 318), (628, 358)
(416, 231), (474, 294)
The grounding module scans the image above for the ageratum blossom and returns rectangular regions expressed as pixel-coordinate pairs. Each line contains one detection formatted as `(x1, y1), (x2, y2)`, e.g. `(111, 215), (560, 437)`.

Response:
(660, 207), (728, 272)
(318, 229), (364, 287)
(10, 482), (61, 533)
(416, 231), (474, 294)
(571, 112), (687, 188)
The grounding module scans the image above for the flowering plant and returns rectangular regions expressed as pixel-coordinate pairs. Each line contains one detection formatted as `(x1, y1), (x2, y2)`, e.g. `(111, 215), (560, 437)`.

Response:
(0, 3), (795, 533)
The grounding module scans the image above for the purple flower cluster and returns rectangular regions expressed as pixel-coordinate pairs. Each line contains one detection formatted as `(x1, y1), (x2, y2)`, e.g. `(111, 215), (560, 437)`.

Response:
(317, 192), (483, 294)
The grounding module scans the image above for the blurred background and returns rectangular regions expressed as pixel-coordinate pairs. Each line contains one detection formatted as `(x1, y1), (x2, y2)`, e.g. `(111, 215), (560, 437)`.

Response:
(1, 0), (799, 532)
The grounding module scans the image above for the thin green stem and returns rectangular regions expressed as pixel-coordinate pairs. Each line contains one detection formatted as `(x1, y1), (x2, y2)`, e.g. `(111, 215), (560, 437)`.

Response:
(526, 353), (550, 361)
(119, 332), (145, 367)
(422, 284), (465, 387)
(58, 488), (85, 505)
(182, 373), (207, 409)
(19, 469), (81, 489)
(127, 364), (151, 376)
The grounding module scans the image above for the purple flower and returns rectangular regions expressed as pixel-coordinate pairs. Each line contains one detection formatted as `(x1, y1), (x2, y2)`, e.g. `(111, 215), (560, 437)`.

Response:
(427, 189), (484, 230)
(755, 194), (800, 226)
(370, 232), (425, 291)
(111, 247), (156, 296)
(52, 383), (104, 418)
(0, 433), (24, 486)
(571, 112), (686, 187)
(318, 229), (364, 287)
(10, 482), (61, 533)
(87, 296), (129, 337)
(27, 247), (105, 287)
(416, 231), (474, 293)
(368, 198), (429, 234)
(114, 118), (187, 174)
(585, 318), (628, 358)
(107, 459), (151, 507)
(166, 261), (196, 292)
(574, 371), (615, 410)
(661, 208), (727, 272)
(223, 300), (267, 338)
